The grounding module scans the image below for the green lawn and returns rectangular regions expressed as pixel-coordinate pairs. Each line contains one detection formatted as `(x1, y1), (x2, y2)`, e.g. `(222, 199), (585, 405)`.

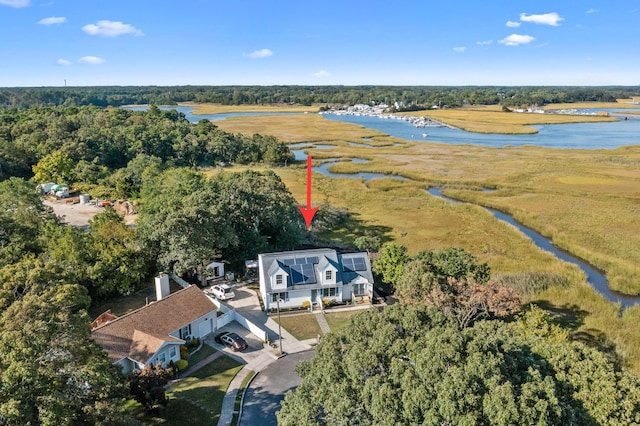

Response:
(275, 313), (322, 340)
(124, 354), (243, 425)
(324, 311), (360, 334)
(188, 342), (217, 366)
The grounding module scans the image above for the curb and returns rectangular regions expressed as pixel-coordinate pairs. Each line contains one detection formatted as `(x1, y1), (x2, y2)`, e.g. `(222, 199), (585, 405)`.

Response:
(237, 370), (259, 425)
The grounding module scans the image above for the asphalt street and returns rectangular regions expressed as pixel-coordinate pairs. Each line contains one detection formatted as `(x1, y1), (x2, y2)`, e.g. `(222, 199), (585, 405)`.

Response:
(240, 349), (315, 426)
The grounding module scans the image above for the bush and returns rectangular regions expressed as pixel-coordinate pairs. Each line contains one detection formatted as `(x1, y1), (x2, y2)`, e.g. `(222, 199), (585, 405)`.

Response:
(180, 345), (189, 360)
(302, 300), (311, 310)
(185, 337), (200, 350)
(322, 298), (335, 308)
(175, 359), (188, 371)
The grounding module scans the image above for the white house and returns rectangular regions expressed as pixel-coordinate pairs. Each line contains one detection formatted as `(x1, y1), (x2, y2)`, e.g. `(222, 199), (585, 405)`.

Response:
(91, 284), (218, 374)
(257, 248), (374, 311)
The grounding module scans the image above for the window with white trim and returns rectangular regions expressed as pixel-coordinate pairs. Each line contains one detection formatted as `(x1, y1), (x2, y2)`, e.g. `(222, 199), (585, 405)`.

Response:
(353, 283), (366, 296)
(275, 274), (283, 285)
(169, 346), (177, 358)
(158, 351), (166, 365)
(325, 270), (332, 281)
(321, 287), (337, 297)
(271, 292), (288, 303)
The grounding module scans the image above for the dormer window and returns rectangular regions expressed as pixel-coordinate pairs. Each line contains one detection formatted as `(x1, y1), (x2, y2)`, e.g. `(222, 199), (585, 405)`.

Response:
(276, 274), (283, 285)
(325, 270), (332, 281)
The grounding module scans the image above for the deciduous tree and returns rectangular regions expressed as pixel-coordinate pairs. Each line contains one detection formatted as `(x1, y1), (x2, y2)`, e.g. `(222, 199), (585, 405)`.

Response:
(278, 305), (640, 425)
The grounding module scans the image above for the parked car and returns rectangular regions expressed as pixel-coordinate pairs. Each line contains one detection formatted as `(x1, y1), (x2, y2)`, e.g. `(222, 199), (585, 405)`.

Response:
(214, 332), (248, 351)
(210, 284), (235, 300)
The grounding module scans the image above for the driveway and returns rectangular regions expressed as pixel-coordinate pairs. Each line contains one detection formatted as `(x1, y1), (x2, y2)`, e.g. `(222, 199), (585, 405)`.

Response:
(240, 349), (315, 426)
(204, 321), (268, 365)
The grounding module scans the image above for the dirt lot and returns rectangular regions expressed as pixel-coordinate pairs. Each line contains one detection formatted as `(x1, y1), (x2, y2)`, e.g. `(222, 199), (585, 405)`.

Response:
(44, 198), (137, 227)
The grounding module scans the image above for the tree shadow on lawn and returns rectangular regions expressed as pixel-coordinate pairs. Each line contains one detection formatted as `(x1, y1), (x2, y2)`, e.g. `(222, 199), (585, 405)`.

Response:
(315, 212), (393, 248)
(526, 300), (621, 366)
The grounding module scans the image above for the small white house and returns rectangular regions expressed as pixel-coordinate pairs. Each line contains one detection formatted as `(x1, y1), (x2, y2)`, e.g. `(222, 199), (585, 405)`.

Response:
(205, 260), (225, 280)
(91, 284), (218, 374)
(258, 248), (374, 311)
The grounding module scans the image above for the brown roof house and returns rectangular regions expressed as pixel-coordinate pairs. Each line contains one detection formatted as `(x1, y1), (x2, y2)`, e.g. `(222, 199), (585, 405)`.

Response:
(91, 274), (218, 374)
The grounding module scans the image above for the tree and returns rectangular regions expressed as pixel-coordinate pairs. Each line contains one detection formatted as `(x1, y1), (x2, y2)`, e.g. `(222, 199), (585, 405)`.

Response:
(0, 283), (127, 424)
(372, 242), (409, 288)
(278, 305), (640, 425)
(128, 363), (172, 413)
(85, 207), (147, 298)
(354, 235), (381, 254)
(32, 149), (75, 183)
(397, 248), (517, 328)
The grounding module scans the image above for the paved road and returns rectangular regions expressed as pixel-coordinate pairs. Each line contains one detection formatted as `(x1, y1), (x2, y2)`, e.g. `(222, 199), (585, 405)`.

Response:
(240, 349), (315, 426)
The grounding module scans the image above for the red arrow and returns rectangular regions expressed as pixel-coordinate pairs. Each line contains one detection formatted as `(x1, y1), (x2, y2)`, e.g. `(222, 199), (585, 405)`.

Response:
(298, 155), (319, 230)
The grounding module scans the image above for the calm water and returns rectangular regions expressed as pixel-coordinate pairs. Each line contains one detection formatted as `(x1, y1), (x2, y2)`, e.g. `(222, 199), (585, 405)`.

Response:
(127, 105), (640, 149)
(427, 188), (639, 307)
(323, 111), (640, 149)
(124, 105), (298, 122)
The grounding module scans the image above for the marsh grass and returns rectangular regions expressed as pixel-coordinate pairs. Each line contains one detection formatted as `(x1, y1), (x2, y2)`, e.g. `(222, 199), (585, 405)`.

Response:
(206, 111), (640, 373)
(182, 102), (320, 114)
(399, 109), (618, 134)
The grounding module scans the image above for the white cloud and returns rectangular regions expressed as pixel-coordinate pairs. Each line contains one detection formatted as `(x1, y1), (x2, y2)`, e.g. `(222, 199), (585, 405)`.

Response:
(506, 20), (521, 28)
(82, 20), (143, 37)
(79, 56), (105, 64)
(245, 48), (273, 59)
(476, 40), (493, 45)
(586, 8), (598, 14)
(499, 34), (535, 46)
(520, 12), (564, 26)
(453, 46), (466, 53)
(38, 16), (66, 25)
(0, 0), (29, 7)
(312, 70), (330, 77)
(56, 58), (71, 66)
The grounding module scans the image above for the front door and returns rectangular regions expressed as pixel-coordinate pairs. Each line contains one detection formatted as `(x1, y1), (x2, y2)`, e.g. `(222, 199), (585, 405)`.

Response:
(311, 289), (318, 304)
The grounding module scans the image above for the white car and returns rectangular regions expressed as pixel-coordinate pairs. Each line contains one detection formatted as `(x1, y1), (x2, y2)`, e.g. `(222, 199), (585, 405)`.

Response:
(211, 284), (235, 300)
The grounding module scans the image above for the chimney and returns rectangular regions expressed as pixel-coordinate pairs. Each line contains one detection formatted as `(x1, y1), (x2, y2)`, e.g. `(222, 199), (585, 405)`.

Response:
(155, 274), (170, 301)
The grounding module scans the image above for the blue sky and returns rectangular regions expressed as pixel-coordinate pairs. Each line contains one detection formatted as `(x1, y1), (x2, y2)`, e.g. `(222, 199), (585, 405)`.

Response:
(1, 0), (639, 87)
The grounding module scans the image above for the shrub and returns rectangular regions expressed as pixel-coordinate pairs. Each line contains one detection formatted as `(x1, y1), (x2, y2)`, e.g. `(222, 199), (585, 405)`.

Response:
(180, 345), (189, 360)
(175, 359), (188, 371)
(322, 298), (335, 308)
(185, 337), (200, 350)
(302, 300), (311, 310)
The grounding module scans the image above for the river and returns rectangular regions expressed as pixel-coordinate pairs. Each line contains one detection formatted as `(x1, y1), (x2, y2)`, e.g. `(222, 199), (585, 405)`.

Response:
(426, 188), (639, 307)
(323, 110), (640, 149)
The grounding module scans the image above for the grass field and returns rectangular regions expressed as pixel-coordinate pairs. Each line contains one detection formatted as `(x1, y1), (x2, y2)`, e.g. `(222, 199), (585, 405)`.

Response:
(208, 104), (640, 373)
(274, 313), (322, 340)
(324, 311), (360, 334)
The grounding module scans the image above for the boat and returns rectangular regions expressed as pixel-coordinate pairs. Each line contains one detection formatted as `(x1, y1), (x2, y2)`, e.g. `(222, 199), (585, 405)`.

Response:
(422, 133), (428, 138)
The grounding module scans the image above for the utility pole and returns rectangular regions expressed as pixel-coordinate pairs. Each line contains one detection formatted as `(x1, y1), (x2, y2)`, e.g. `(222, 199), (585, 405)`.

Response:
(277, 296), (283, 354)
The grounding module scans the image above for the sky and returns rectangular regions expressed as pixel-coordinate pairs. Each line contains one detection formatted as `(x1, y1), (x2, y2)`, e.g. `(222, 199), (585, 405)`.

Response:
(1, 0), (639, 87)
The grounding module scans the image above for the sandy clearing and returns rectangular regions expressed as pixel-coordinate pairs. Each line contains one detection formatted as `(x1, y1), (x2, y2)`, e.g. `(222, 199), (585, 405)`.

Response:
(43, 199), (137, 227)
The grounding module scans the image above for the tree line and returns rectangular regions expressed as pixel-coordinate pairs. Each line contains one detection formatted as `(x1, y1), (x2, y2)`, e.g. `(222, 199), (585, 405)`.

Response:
(1, 85), (638, 109)
(0, 105), (293, 195)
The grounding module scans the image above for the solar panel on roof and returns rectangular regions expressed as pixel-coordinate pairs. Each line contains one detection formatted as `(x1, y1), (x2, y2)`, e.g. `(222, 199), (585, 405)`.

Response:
(282, 258), (296, 266)
(290, 264), (305, 284)
(306, 256), (319, 264)
(301, 264), (317, 284)
(353, 257), (367, 271)
(342, 258), (355, 271)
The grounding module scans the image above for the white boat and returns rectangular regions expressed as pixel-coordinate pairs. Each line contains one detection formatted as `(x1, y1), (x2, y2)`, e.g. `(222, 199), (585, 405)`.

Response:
(422, 133), (428, 138)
